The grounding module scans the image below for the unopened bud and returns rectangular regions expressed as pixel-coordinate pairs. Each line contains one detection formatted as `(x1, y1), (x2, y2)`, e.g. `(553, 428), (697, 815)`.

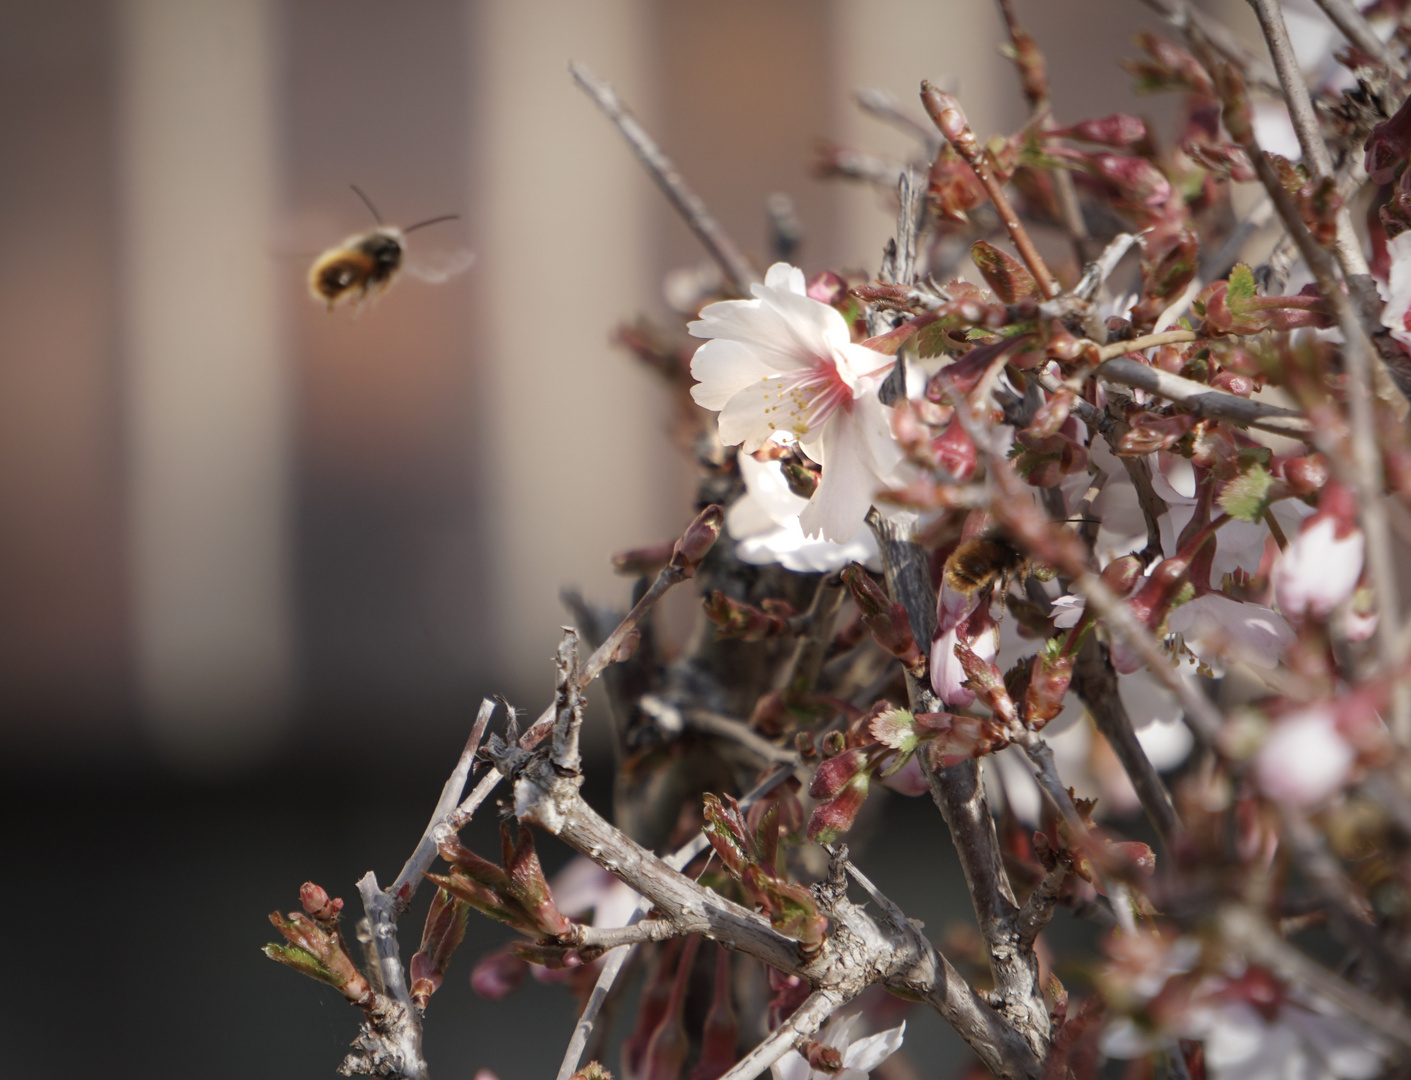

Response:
(921, 82), (974, 153)
(299, 882), (343, 921)
(670, 505), (725, 576)
(1284, 454), (1328, 496)
(820, 729), (846, 757)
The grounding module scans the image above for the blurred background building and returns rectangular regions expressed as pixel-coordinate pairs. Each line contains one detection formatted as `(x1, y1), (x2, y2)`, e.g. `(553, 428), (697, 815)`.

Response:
(0, 1), (1178, 1076)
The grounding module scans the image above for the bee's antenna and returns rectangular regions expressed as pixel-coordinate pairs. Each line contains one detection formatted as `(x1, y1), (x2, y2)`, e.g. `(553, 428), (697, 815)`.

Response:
(349, 184), (383, 224)
(403, 213), (460, 235)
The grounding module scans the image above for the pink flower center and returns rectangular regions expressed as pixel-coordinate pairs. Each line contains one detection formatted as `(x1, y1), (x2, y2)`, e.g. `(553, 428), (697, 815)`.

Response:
(769, 358), (855, 438)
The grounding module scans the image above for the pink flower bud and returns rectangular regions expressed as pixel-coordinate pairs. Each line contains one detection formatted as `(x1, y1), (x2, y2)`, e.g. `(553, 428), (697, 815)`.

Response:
(1061, 114), (1147, 148)
(1282, 454), (1328, 496)
(669, 505), (725, 577)
(299, 882), (343, 921)
(1255, 705), (1355, 806)
(806, 270), (848, 306)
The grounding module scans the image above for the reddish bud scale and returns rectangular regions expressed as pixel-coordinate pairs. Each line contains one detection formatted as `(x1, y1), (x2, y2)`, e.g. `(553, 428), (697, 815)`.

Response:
(841, 564), (927, 676)
(670, 504), (725, 576)
(691, 949), (739, 1080)
(703, 591), (792, 641)
(299, 882), (343, 921)
(1366, 93), (1411, 184)
(1059, 114), (1147, 148)
(1025, 647), (1075, 728)
(954, 641), (1019, 727)
(971, 240), (1039, 302)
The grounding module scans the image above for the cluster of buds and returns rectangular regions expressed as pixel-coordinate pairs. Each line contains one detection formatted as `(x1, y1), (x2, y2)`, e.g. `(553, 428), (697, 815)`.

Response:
(702, 792), (827, 955)
(263, 883), (372, 1007)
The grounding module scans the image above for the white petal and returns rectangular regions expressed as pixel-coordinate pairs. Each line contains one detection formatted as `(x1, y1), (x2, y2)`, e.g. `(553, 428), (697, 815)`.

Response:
(764, 261), (807, 294)
(770, 1050), (811, 1080)
(799, 412), (879, 542)
(689, 339), (781, 409)
(1274, 519), (1364, 619)
(719, 378), (792, 452)
(842, 1022), (905, 1074)
(736, 454), (808, 527)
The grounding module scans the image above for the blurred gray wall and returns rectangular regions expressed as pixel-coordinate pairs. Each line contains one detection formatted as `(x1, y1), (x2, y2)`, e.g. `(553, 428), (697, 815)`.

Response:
(0, 0), (1166, 774)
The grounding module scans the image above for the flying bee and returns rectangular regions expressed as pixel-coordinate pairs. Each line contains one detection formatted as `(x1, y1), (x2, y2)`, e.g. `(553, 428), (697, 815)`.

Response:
(943, 535), (1027, 601)
(308, 185), (472, 311)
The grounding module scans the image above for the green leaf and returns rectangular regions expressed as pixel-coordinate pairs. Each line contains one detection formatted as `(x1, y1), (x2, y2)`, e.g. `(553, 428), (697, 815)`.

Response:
(1227, 263), (1257, 307)
(1218, 463), (1275, 523)
(263, 942), (338, 986)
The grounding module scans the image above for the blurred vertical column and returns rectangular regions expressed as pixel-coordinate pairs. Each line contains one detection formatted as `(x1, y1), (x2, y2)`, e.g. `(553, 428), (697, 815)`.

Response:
(471, 0), (663, 688)
(118, 0), (293, 768)
(828, 0), (1015, 271)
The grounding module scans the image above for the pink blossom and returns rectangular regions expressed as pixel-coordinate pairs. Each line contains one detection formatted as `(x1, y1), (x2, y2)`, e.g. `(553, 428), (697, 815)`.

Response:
(689, 263), (901, 542)
(1167, 592), (1293, 671)
(1254, 706), (1355, 806)
(1274, 517), (1364, 620)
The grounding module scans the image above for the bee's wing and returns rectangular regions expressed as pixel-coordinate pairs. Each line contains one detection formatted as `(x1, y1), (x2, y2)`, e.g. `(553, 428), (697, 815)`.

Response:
(404, 248), (476, 284)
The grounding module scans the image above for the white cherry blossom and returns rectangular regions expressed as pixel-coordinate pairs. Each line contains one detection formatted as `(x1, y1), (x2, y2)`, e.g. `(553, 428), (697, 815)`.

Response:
(727, 449), (881, 573)
(689, 263), (901, 543)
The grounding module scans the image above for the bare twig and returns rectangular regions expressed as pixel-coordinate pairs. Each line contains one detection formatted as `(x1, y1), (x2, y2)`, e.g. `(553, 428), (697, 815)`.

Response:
(921, 83), (1059, 300)
(995, 0), (1095, 266)
(1073, 637), (1181, 844)
(570, 62), (758, 297)
(388, 698), (495, 913)
(716, 989), (852, 1080)
(1094, 330), (1198, 361)
(688, 710), (804, 768)
(353, 873), (428, 1080)
(1218, 905), (1411, 1051)
(1245, 0), (1370, 281)
(856, 86), (940, 152)
(1311, 0), (1407, 80)
(1097, 355), (1314, 438)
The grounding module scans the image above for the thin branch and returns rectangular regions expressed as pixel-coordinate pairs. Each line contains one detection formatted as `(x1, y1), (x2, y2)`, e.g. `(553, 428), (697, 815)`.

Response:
(856, 87), (940, 152)
(570, 63), (758, 298)
(688, 710), (804, 767)
(1311, 0), (1408, 80)
(1094, 330), (1198, 361)
(388, 697), (495, 912)
(1217, 905), (1411, 1052)
(571, 918), (679, 954)
(714, 988), (851, 1080)
(995, 0), (1095, 266)
(1097, 355), (1314, 438)
(1245, 0), (1370, 281)
(920, 83), (1059, 300)
(1072, 636), (1181, 844)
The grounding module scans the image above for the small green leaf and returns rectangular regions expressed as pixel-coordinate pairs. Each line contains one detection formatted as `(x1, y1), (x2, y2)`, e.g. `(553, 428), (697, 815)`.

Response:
(1218, 462), (1275, 523)
(1227, 263), (1257, 306)
(869, 706), (918, 753)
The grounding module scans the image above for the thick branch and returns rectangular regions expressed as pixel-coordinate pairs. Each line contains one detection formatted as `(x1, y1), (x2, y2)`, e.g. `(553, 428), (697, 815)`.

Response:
(1097, 356), (1313, 439)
